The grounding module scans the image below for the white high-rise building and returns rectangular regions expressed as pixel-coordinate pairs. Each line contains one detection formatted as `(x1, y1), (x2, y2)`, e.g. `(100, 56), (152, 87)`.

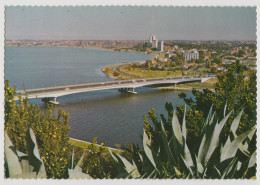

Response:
(158, 41), (164, 52)
(149, 34), (157, 44)
(152, 40), (158, 48)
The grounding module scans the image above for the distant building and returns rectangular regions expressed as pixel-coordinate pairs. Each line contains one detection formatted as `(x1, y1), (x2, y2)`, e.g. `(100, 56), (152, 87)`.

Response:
(183, 50), (199, 62)
(158, 41), (164, 52)
(149, 34), (164, 51)
(152, 40), (158, 48)
(149, 34), (157, 45)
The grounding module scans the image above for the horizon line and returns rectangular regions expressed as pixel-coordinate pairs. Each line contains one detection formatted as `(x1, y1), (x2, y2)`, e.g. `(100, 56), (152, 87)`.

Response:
(5, 39), (257, 42)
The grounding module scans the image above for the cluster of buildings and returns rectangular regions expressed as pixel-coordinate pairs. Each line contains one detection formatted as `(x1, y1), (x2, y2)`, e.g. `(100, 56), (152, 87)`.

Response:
(149, 34), (164, 52)
(182, 49), (199, 62)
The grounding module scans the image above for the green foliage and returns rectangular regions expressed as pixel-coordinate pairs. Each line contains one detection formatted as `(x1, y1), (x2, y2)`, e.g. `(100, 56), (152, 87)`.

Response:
(80, 137), (118, 179)
(4, 80), (71, 178)
(113, 71), (120, 76)
(110, 105), (256, 179)
(178, 63), (256, 143)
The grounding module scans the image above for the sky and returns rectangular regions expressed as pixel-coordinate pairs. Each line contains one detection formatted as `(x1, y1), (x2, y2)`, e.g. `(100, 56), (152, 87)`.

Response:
(5, 6), (257, 41)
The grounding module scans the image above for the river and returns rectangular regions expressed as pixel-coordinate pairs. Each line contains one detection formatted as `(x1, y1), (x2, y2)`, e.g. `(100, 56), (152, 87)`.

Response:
(5, 46), (193, 147)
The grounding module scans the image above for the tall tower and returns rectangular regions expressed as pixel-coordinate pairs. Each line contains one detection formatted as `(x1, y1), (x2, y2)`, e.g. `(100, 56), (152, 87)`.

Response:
(149, 34), (157, 44)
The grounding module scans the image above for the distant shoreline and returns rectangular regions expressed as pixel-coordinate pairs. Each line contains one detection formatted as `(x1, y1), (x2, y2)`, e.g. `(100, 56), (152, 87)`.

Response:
(5, 44), (152, 55)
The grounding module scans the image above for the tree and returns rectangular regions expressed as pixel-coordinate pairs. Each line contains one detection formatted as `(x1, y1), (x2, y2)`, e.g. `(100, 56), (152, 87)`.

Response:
(113, 71), (120, 76)
(145, 60), (152, 70)
(238, 50), (245, 57)
(4, 80), (71, 178)
(178, 63), (256, 144)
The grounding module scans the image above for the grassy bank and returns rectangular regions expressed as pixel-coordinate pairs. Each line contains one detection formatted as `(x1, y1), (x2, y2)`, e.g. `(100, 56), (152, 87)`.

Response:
(69, 138), (121, 153)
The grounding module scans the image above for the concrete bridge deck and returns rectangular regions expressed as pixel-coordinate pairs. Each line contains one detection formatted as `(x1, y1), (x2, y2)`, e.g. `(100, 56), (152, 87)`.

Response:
(15, 76), (214, 104)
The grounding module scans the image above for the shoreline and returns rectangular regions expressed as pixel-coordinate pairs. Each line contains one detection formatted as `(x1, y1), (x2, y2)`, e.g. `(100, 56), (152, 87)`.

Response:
(69, 137), (121, 152)
(5, 44), (155, 56)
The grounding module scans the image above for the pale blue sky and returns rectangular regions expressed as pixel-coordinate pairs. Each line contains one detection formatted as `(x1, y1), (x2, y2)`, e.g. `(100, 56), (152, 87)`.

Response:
(5, 6), (256, 40)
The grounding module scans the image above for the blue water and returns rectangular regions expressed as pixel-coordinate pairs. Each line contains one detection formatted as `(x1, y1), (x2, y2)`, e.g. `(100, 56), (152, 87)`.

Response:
(5, 46), (152, 90)
(5, 46), (192, 147)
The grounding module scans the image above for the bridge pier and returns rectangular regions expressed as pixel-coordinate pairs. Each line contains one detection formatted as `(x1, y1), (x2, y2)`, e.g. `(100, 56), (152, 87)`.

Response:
(118, 88), (137, 94)
(49, 97), (59, 105)
(127, 88), (137, 94)
(42, 97), (59, 105)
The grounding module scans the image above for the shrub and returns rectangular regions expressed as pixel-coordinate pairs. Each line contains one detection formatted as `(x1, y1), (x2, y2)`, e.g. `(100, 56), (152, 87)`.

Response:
(4, 128), (91, 179)
(4, 80), (71, 178)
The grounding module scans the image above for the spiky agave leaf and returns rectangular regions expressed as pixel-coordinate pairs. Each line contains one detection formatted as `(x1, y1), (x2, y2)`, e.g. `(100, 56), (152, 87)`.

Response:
(230, 109), (243, 135)
(205, 111), (232, 162)
(26, 128), (47, 178)
(172, 109), (183, 145)
(71, 148), (74, 169)
(26, 128), (46, 178)
(181, 104), (187, 141)
(223, 102), (227, 118)
(74, 152), (85, 171)
(4, 132), (23, 178)
(161, 122), (175, 166)
(197, 110), (218, 165)
(68, 151), (92, 179)
(248, 150), (256, 168)
(180, 105), (193, 168)
(238, 128), (256, 156)
(116, 154), (140, 178)
(68, 169), (92, 179)
(143, 129), (156, 168)
(108, 148), (119, 163)
(221, 127), (256, 162)
(200, 111), (232, 164)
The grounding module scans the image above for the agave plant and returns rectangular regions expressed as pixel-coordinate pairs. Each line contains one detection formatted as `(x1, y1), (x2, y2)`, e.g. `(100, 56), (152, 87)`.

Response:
(4, 127), (92, 179)
(109, 104), (256, 179)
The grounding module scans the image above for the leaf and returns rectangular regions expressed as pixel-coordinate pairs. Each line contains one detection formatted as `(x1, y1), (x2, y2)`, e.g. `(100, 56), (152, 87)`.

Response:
(143, 129), (156, 168)
(71, 148), (74, 169)
(221, 128), (256, 162)
(182, 104), (187, 141)
(174, 167), (182, 176)
(11, 172), (37, 179)
(68, 169), (92, 179)
(20, 159), (33, 173)
(138, 152), (143, 162)
(195, 155), (204, 174)
(180, 156), (193, 177)
(108, 148), (118, 163)
(205, 111), (232, 163)
(74, 152), (85, 171)
(213, 166), (221, 178)
(223, 102), (227, 118)
(161, 122), (175, 165)
(230, 109), (243, 134)
(4, 132), (23, 178)
(183, 142), (193, 168)
(201, 105), (213, 133)
(116, 154), (140, 178)
(37, 160), (47, 179)
(26, 128), (45, 175)
(222, 158), (238, 179)
(248, 150), (256, 168)
(172, 109), (183, 145)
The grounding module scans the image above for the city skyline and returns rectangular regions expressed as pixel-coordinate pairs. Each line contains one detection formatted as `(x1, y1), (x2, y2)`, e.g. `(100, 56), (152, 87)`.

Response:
(5, 6), (256, 41)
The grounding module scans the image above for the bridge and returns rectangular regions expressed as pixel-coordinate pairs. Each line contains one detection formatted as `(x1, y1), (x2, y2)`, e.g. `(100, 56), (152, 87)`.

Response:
(15, 76), (214, 104)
